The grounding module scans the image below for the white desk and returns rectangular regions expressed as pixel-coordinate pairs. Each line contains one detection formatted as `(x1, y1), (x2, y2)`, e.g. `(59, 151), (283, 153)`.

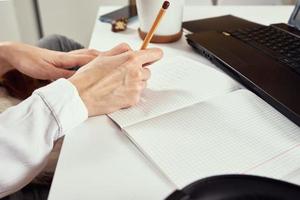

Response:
(48, 6), (294, 200)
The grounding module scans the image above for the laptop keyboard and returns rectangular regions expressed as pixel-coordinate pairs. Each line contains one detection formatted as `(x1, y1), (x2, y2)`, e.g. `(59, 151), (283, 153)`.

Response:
(228, 26), (300, 74)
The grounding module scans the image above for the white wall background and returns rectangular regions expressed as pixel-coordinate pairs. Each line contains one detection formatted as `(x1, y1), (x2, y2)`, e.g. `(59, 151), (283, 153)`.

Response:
(38, 0), (212, 46)
(13, 0), (40, 44)
(0, 0), (297, 45)
(0, 0), (40, 43)
(37, 0), (124, 47)
(0, 0), (20, 42)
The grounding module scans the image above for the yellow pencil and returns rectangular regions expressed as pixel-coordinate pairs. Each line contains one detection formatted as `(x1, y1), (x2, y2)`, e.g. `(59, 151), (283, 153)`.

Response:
(140, 1), (170, 50)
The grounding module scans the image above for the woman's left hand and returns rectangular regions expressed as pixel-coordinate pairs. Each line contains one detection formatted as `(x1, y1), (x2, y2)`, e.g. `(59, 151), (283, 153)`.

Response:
(0, 42), (100, 80)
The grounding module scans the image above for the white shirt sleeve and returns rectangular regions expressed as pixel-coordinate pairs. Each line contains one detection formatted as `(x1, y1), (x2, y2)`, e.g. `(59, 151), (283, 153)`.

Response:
(0, 79), (88, 198)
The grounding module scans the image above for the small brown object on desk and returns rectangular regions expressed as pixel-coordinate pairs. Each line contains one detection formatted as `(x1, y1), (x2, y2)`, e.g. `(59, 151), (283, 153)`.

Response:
(140, 1), (170, 50)
(112, 18), (128, 32)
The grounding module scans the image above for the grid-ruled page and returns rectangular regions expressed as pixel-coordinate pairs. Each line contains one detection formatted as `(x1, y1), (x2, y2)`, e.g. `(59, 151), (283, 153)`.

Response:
(109, 57), (239, 128)
(124, 89), (300, 188)
(247, 144), (300, 185)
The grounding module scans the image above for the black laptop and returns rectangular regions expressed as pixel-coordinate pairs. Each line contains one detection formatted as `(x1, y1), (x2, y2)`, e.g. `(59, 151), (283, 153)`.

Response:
(184, 1), (300, 126)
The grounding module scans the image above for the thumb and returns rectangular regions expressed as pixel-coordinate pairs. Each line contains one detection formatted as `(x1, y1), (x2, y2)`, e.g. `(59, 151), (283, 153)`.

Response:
(102, 43), (132, 56)
(49, 67), (75, 80)
(54, 53), (96, 69)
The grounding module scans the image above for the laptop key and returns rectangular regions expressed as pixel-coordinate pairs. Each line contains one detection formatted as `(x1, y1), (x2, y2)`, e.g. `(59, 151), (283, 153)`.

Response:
(231, 26), (300, 73)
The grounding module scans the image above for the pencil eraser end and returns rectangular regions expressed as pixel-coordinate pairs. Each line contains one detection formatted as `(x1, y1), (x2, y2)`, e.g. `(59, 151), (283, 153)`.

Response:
(162, 1), (170, 9)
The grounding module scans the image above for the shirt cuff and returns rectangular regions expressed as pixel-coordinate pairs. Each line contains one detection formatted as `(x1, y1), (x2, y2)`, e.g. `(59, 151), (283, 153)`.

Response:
(33, 78), (88, 139)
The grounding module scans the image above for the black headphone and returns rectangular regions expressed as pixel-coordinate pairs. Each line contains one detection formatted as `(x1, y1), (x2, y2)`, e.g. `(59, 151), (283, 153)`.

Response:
(165, 175), (300, 200)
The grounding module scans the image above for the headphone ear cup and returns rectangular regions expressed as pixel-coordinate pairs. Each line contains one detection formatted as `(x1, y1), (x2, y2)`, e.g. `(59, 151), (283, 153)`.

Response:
(165, 175), (300, 200)
(165, 190), (190, 200)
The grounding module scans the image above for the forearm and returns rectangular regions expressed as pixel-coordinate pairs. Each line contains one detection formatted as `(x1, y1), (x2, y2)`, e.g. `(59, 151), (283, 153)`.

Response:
(0, 79), (88, 198)
(0, 42), (13, 76)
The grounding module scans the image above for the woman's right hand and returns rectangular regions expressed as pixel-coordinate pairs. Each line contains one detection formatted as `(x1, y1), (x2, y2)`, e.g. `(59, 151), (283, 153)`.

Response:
(69, 44), (163, 117)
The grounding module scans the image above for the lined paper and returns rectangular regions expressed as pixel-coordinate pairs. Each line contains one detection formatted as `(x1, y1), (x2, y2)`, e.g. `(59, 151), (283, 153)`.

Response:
(109, 57), (239, 128)
(124, 90), (300, 188)
(248, 143), (300, 185)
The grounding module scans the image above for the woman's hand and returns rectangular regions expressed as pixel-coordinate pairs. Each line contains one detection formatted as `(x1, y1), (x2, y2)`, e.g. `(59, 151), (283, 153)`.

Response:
(0, 42), (129, 80)
(69, 47), (163, 116)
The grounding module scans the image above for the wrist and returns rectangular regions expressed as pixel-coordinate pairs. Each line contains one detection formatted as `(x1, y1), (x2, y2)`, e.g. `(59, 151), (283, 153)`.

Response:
(34, 79), (88, 137)
(0, 42), (14, 76)
(68, 75), (92, 116)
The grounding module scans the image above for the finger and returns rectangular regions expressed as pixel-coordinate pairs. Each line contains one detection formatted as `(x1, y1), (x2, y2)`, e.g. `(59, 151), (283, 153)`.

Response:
(55, 53), (96, 69)
(92, 48), (135, 69)
(141, 68), (151, 81)
(134, 48), (163, 65)
(47, 67), (75, 80)
(69, 49), (101, 57)
(102, 43), (132, 56)
(140, 81), (147, 89)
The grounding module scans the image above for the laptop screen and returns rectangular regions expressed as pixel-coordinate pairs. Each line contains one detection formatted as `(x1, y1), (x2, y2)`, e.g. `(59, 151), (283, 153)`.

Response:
(295, 8), (300, 21)
(289, 0), (300, 30)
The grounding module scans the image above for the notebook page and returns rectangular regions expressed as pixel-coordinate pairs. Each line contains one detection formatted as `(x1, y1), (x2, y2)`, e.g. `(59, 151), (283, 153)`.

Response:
(109, 57), (239, 128)
(247, 144), (300, 185)
(124, 89), (300, 188)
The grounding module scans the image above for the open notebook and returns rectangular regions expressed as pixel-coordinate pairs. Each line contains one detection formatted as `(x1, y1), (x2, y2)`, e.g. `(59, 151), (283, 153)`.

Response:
(108, 57), (300, 189)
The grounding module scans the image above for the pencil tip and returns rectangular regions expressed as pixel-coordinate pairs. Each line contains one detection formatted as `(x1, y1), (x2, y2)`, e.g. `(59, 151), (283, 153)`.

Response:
(162, 1), (170, 9)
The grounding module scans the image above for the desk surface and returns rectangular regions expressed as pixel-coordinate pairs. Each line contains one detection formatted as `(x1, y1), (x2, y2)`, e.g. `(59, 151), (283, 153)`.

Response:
(48, 5), (294, 200)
